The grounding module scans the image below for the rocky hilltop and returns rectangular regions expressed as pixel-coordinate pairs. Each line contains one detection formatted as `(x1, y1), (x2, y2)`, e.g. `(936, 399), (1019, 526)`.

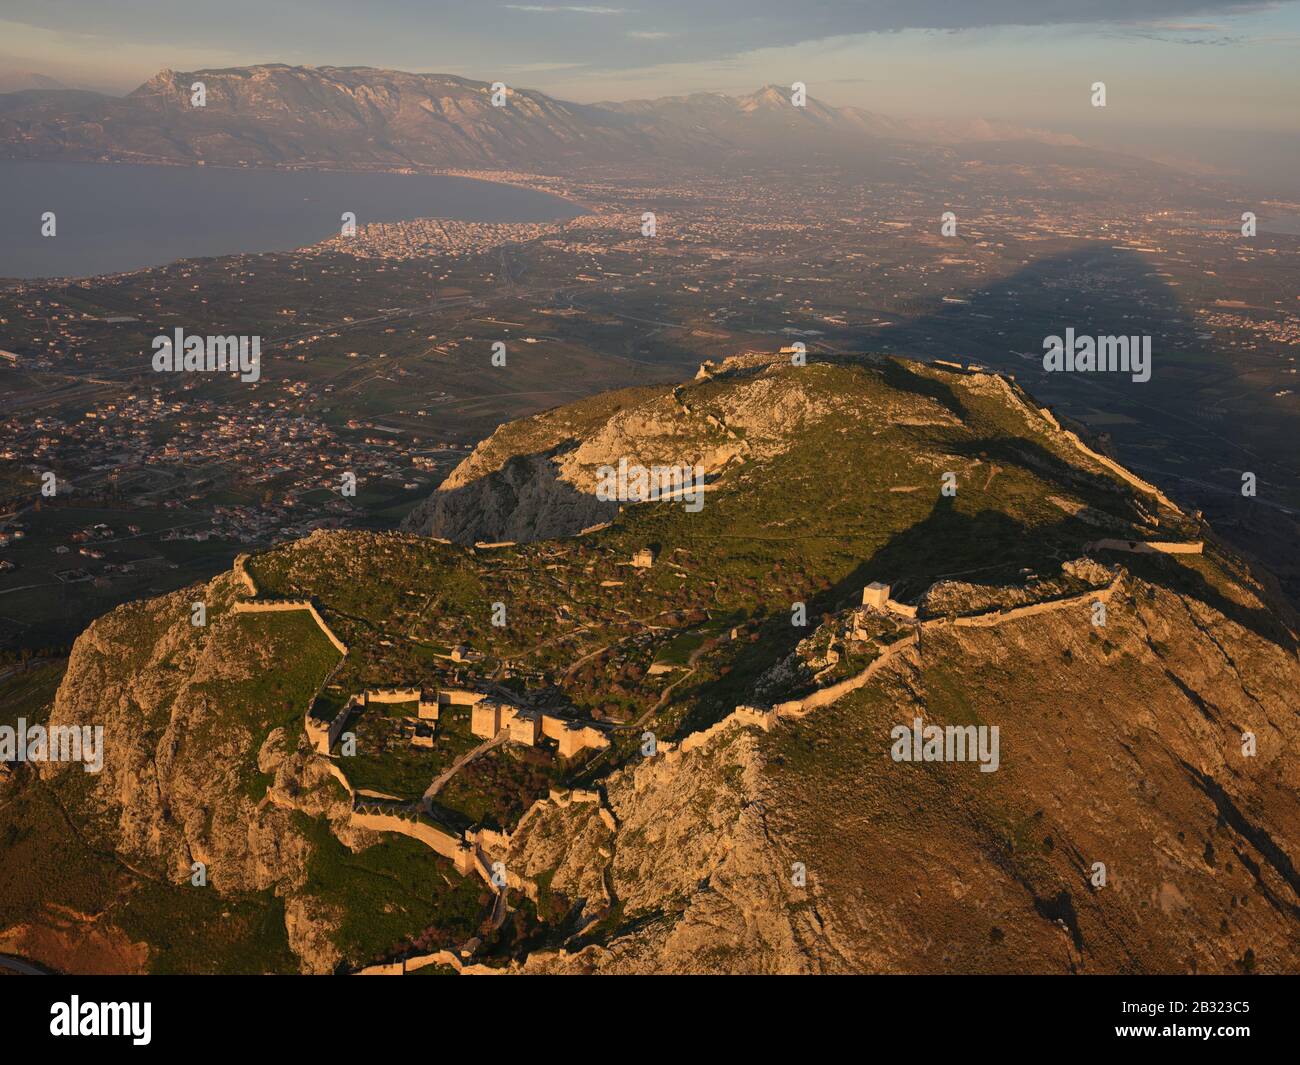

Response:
(8, 353), (1299, 974)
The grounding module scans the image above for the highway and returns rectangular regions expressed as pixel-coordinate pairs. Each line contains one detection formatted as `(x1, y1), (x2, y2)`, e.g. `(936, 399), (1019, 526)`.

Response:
(0, 953), (49, 975)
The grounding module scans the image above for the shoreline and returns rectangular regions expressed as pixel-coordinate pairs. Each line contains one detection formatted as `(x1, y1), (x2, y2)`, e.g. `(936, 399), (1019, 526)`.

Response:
(0, 158), (587, 286)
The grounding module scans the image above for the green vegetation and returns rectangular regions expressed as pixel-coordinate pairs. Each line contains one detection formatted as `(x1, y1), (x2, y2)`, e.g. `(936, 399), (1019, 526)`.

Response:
(296, 814), (486, 968)
(116, 882), (298, 975)
(195, 610), (341, 797)
(344, 702), (479, 800)
(0, 661), (66, 729)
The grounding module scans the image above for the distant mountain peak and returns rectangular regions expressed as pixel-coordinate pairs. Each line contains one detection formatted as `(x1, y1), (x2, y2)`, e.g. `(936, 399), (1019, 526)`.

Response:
(4, 62), (1086, 169)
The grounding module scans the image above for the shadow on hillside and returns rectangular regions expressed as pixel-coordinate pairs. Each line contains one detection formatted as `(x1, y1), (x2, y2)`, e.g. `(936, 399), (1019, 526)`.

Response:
(402, 441), (618, 543)
(845, 245), (1297, 581)
(879, 357), (968, 421)
(674, 484), (1295, 739)
(672, 494), (1086, 736)
(851, 244), (1211, 414)
(831, 493), (1078, 603)
(1114, 550), (1297, 651)
(941, 435), (1151, 529)
(1180, 759), (1300, 918)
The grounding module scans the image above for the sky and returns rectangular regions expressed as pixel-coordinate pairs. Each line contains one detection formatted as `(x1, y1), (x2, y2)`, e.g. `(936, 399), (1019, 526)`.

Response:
(2, 1), (1298, 187)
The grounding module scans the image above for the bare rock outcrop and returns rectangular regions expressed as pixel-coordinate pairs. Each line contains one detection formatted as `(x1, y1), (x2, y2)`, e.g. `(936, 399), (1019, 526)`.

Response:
(38, 572), (328, 902)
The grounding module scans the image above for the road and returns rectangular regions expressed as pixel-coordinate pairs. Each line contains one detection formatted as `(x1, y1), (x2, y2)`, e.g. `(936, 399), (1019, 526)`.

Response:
(0, 953), (49, 975)
(420, 732), (504, 811)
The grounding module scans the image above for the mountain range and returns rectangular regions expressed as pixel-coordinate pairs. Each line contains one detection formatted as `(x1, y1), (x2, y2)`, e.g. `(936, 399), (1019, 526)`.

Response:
(0, 63), (1083, 171)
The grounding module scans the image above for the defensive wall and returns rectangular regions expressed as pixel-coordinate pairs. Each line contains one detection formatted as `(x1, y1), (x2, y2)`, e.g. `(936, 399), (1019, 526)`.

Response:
(982, 372), (1181, 513)
(230, 598), (349, 656)
(1086, 538), (1203, 556)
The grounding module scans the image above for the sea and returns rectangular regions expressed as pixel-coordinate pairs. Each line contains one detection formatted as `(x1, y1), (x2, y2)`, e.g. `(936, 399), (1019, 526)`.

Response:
(0, 160), (583, 280)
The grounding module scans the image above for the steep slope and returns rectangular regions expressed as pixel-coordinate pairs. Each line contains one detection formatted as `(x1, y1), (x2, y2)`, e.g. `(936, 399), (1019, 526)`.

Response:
(488, 548), (1300, 974)
(10, 353), (1299, 974)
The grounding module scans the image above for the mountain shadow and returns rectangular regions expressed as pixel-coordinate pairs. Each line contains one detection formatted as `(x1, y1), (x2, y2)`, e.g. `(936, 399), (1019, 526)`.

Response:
(841, 243), (1300, 607)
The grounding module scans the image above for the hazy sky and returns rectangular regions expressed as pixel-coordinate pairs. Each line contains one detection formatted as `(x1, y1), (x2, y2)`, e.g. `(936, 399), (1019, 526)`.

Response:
(2, 0), (1298, 179)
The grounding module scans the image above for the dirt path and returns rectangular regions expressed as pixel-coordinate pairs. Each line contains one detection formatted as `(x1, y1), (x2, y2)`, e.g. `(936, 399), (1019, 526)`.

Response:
(420, 733), (504, 810)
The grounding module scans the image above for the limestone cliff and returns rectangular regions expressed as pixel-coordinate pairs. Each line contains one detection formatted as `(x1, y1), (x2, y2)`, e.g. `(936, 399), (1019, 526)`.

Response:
(32, 571), (358, 971)
(404, 354), (911, 544)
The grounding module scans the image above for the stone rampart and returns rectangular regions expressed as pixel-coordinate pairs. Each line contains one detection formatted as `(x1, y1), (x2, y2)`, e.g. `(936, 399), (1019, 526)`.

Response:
(1087, 538), (1203, 556)
(232, 553), (258, 596)
(231, 599), (349, 655)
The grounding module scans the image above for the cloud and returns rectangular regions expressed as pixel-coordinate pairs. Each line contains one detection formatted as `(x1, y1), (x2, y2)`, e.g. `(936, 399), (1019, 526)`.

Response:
(487, 1), (1288, 68)
(503, 4), (628, 12)
(0, 0), (1289, 85)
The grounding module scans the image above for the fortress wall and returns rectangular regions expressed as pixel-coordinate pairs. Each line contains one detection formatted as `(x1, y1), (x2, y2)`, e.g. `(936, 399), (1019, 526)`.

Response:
(232, 599), (312, 612)
(545, 717), (610, 756)
(509, 796), (553, 842)
(305, 718), (328, 755)
(306, 696), (355, 755)
(472, 849), (499, 893)
(734, 706), (778, 731)
(1061, 430), (1179, 511)
(678, 704), (777, 755)
(679, 712), (746, 754)
(468, 827), (511, 852)
(350, 810), (465, 864)
(504, 866), (535, 899)
(364, 688), (422, 704)
(326, 703), (353, 752)
(355, 962), (405, 976)
(304, 603), (349, 656)
(230, 599), (349, 655)
(989, 373), (1179, 512)
(232, 553), (258, 596)
(404, 951), (462, 974)
(1088, 538), (1203, 556)
(695, 574), (1121, 737)
(774, 633), (920, 718)
(947, 578), (1119, 630)
(459, 962), (509, 977)
(350, 805), (492, 885)
(339, 566), (1130, 926)
(321, 759), (354, 798)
